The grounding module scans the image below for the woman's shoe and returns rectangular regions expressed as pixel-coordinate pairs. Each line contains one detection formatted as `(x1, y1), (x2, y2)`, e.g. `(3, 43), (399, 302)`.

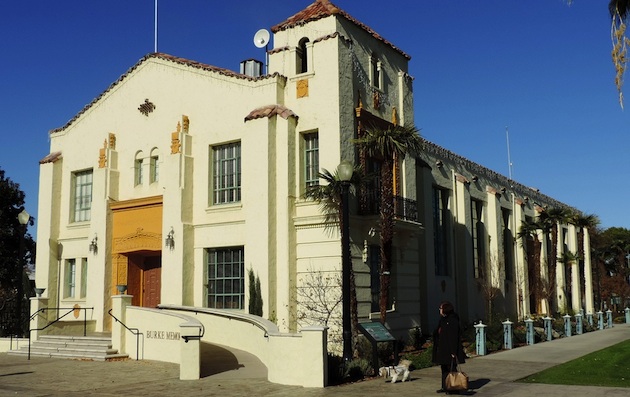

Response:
(436, 389), (446, 393)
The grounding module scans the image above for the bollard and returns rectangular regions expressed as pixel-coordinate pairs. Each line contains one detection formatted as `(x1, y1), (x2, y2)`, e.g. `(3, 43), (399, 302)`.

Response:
(563, 314), (572, 337)
(543, 316), (553, 341)
(587, 313), (593, 327)
(625, 308), (630, 324)
(502, 319), (513, 350)
(606, 309), (613, 328)
(597, 311), (604, 330)
(474, 321), (487, 356)
(524, 318), (534, 346)
(575, 313), (583, 335)
(580, 308), (585, 318)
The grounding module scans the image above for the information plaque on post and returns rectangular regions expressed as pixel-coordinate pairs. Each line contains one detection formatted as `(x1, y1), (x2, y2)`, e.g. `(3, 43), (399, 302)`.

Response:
(360, 321), (396, 343)
(358, 322), (397, 376)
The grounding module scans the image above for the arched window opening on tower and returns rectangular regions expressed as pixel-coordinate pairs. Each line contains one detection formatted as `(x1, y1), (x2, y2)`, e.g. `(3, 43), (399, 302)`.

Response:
(370, 53), (381, 89)
(297, 38), (309, 74)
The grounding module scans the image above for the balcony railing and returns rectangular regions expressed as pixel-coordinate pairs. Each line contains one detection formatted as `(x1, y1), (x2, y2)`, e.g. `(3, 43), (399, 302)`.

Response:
(359, 189), (418, 223)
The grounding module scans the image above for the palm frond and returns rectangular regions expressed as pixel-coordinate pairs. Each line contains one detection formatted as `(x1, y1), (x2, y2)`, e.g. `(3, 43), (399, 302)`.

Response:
(610, 0), (630, 20)
(353, 124), (423, 159)
(303, 165), (367, 234)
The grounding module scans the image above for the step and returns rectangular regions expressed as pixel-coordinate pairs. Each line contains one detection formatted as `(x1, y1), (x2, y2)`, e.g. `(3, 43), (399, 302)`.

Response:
(8, 349), (128, 361)
(8, 334), (128, 361)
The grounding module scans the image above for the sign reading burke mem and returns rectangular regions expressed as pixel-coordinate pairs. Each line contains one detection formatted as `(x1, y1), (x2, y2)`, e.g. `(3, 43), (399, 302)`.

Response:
(146, 330), (181, 341)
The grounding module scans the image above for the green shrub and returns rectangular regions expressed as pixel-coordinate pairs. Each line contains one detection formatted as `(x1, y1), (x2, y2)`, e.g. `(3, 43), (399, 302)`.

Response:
(345, 358), (372, 380)
(401, 346), (434, 370)
(407, 326), (424, 350)
(327, 354), (373, 384)
(327, 354), (344, 384)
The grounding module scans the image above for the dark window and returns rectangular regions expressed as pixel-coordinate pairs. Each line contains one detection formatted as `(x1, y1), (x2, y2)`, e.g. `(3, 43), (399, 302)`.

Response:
(297, 38), (309, 74)
(471, 199), (485, 278)
(432, 187), (449, 276)
(368, 245), (381, 313)
(207, 247), (245, 309)
(212, 142), (241, 204)
(502, 208), (514, 281)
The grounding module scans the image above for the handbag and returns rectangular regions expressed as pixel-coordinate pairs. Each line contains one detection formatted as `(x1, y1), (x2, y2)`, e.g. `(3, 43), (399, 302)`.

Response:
(445, 358), (468, 391)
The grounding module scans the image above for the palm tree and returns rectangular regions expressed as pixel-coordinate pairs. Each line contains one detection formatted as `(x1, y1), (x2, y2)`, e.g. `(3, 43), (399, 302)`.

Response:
(517, 219), (543, 313)
(304, 165), (366, 357)
(538, 207), (570, 314)
(557, 251), (580, 313)
(354, 124), (423, 324)
(571, 212), (599, 310)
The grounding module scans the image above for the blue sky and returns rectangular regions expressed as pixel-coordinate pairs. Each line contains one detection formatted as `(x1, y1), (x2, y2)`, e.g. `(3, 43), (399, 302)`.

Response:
(1, 0), (628, 234)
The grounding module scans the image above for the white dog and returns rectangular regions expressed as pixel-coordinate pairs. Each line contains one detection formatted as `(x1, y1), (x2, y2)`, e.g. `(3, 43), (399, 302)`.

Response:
(378, 359), (411, 383)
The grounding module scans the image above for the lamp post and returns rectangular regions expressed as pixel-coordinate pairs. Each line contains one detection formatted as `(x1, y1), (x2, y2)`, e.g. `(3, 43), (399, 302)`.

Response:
(338, 161), (353, 364)
(16, 209), (30, 336)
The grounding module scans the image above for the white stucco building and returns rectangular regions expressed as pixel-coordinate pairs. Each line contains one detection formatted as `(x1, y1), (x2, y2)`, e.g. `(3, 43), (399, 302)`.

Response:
(33, 0), (594, 351)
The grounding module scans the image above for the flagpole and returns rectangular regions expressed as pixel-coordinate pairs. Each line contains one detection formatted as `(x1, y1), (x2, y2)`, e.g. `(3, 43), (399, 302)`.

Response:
(154, 0), (158, 53)
(506, 126), (513, 180)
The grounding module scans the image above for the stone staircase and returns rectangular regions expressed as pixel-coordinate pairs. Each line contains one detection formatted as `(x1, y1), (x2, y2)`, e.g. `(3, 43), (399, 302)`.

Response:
(8, 335), (128, 361)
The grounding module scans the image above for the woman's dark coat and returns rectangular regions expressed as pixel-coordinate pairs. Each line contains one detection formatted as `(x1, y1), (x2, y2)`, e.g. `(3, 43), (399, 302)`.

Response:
(432, 312), (466, 365)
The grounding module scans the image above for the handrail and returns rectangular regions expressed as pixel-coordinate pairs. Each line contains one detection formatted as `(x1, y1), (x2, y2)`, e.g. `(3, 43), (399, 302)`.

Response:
(160, 305), (269, 336)
(107, 309), (143, 360)
(182, 322), (206, 343)
(27, 306), (94, 360)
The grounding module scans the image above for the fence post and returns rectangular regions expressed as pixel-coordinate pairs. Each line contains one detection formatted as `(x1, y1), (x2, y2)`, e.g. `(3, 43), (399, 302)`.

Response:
(524, 318), (534, 345)
(563, 314), (572, 337)
(575, 313), (583, 335)
(543, 316), (553, 341)
(606, 309), (613, 328)
(597, 311), (604, 330)
(625, 307), (630, 324)
(29, 297), (49, 342)
(474, 321), (487, 356)
(502, 319), (513, 350)
(179, 321), (202, 380)
(586, 313), (593, 327)
(111, 294), (132, 355)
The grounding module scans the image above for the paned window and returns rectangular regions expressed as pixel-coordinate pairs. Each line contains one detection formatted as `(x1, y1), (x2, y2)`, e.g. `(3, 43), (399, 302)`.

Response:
(368, 245), (381, 313)
(207, 247), (245, 309)
(432, 187), (449, 276)
(213, 142), (241, 204)
(72, 169), (92, 222)
(135, 158), (144, 186)
(304, 133), (319, 188)
(502, 208), (514, 281)
(64, 259), (76, 298)
(150, 149), (159, 183)
(471, 199), (485, 279)
(80, 258), (88, 298)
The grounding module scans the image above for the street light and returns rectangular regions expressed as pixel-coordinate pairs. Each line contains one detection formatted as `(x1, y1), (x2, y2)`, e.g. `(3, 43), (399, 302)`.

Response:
(16, 209), (30, 336)
(338, 161), (353, 364)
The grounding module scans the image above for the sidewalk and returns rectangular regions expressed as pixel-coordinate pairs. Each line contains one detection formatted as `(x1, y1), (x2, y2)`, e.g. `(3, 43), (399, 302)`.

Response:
(0, 324), (628, 397)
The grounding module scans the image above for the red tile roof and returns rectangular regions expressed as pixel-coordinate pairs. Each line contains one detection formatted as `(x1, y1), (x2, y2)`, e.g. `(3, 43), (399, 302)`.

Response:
(244, 104), (298, 122)
(39, 151), (62, 164)
(272, 0), (410, 60)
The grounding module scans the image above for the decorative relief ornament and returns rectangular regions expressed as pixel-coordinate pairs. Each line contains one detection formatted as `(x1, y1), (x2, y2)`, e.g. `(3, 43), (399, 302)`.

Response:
(138, 99), (156, 116)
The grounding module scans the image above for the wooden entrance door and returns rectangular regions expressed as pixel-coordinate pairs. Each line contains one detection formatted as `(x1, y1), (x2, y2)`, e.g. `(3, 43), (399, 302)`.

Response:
(126, 254), (161, 308)
(143, 256), (161, 308)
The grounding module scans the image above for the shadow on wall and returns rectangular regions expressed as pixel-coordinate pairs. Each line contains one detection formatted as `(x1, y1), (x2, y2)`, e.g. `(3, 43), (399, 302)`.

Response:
(200, 342), (244, 377)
